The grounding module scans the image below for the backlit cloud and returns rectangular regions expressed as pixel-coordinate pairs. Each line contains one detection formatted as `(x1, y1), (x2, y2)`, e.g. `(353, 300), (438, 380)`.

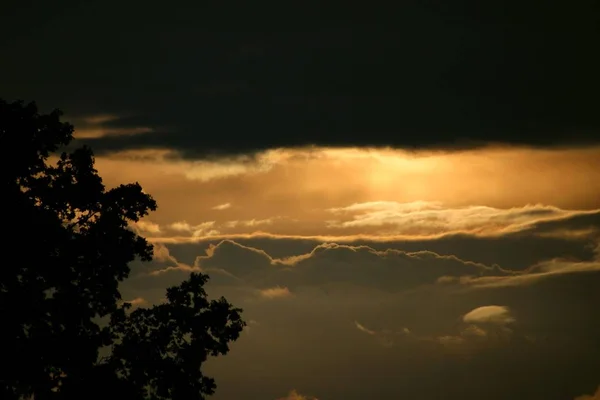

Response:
(88, 147), (600, 236)
(327, 201), (595, 236)
(131, 220), (161, 234)
(259, 286), (292, 299)
(168, 221), (220, 237)
(456, 258), (600, 289)
(575, 386), (600, 400)
(463, 306), (515, 326)
(122, 297), (148, 308)
(212, 202), (232, 210)
(118, 230), (600, 399)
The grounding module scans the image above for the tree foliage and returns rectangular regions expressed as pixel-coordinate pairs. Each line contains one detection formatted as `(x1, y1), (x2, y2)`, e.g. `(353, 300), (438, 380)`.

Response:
(0, 99), (245, 400)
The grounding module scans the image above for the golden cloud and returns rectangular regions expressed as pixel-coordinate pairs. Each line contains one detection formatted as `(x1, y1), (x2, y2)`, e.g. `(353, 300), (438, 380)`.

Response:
(462, 305), (515, 325)
(575, 386), (600, 400)
(258, 286), (292, 299)
(82, 146), (600, 236)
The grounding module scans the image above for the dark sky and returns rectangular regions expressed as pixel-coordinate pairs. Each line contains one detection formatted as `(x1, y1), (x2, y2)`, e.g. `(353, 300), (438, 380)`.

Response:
(2, 1), (599, 157)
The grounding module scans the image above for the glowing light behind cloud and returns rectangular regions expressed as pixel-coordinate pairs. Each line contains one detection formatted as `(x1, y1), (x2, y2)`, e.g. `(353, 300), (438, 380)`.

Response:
(65, 145), (600, 239)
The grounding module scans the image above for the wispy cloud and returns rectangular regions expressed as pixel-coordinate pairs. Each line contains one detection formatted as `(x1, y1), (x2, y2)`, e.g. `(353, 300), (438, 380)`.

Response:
(224, 218), (276, 228)
(71, 114), (153, 139)
(258, 286), (292, 299)
(327, 201), (596, 236)
(455, 259), (600, 288)
(168, 221), (220, 237)
(75, 126), (154, 139)
(212, 202), (232, 210)
(124, 297), (147, 307)
(131, 220), (161, 234)
(575, 386), (600, 400)
(118, 232), (600, 398)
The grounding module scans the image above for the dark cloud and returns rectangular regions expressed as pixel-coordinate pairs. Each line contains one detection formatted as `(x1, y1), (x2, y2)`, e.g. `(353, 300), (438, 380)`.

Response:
(165, 208), (600, 270)
(197, 240), (510, 292)
(2, 2), (599, 158)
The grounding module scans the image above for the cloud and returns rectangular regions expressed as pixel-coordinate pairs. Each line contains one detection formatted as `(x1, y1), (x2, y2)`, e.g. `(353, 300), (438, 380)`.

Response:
(355, 321), (377, 336)
(148, 211), (600, 275)
(355, 321), (411, 348)
(4, 2), (600, 161)
(459, 324), (488, 338)
(276, 390), (318, 400)
(168, 221), (220, 237)
(5, 5), (600, 397)
(463, 306), (515, 326)
(75, 127), (153, 139)
(117, 235), (600, 399)
(355, 311), (505, 352)
(240, 218), (276, 227)
(69, 114), (153, 139)
(327, 201), (596, 236)
(38, 15), (600, 158)
(259, 286), (292, 299)
(151, 243), (178, 264)
(186, 239), (510, 294)
(87, 147), (600, 243)
(456, 259), (600, 289)
(224, 218), (277, 228)
(131, 242), (199, 279)
(122, 297), (148, 308)
(89, 148), (288, 183)
(212, 202), (232, 210)
(169, 222), (196, 232)
(131, 220), (161, 234)
(575, 386), (600, 400)
(149, 264), (198, 276)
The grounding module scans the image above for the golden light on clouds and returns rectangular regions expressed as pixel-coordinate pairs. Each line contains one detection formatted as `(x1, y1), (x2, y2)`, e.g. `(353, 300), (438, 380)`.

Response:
(462, 305), (515, 325)
(76, 145), (600, 241)
(258, 286), (292, 299)
(69, 114), (154, 139)
(75, 127), (154, 139)
(575, 386), (600, 400)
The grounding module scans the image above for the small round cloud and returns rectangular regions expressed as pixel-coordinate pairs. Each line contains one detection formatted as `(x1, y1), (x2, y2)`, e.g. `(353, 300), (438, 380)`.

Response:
(463, 305), (515, 325)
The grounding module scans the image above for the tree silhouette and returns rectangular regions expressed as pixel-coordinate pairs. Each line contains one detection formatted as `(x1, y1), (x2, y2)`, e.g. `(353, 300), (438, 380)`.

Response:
(0, 99), (245, 400)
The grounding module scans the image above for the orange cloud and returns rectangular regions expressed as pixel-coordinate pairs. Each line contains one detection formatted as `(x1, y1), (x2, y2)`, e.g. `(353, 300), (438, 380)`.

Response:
(120, 297), (148, 309)
(258, 286), (292, 299)
(76, 145), (600, 242)
(463, 306), (515, 325)
(456, 258), (600, 289)
(326, 201), (596, 236)
(212, 202), (232, 210)
(575, 386), (600, 400)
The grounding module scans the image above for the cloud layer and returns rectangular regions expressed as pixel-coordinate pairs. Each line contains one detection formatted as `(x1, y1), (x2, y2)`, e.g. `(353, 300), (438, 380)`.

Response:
(2, 3), (599, 157)
(118, 225), (600, 399)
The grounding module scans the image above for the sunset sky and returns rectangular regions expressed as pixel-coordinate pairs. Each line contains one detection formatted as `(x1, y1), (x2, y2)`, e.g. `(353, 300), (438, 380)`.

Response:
(2, 2), (600, 399)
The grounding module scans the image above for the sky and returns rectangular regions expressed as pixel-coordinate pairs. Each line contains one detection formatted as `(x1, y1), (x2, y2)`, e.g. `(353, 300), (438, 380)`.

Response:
(2, 2), (600, 399)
